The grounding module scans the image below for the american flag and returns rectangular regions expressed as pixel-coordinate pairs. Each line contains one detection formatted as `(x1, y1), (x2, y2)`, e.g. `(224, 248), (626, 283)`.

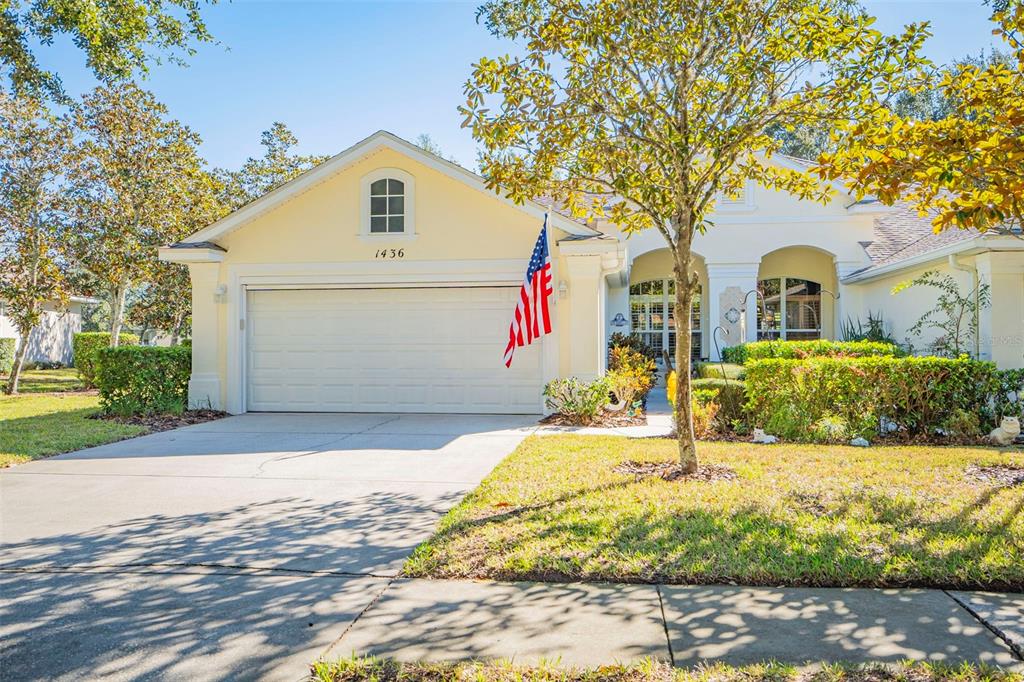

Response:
(504, 216), (554, 368)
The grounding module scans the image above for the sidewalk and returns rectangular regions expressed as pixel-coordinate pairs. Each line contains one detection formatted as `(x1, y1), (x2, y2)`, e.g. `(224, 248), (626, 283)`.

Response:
(323, 578), (1023, 670)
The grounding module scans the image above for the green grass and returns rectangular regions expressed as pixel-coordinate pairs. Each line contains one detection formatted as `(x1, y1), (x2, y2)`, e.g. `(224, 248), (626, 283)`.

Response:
(0, 392), (146, 467)
(312, 657), (1021, 682)
(1, 367), (85, 393)
(404, 435), (1024, 589)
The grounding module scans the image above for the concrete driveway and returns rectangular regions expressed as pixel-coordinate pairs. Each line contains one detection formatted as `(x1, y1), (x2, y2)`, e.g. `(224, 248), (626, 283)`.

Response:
(0, 413), (536, 681)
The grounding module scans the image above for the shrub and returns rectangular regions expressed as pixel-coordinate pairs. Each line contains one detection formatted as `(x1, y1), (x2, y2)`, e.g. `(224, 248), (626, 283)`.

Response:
(605, 368), (646, 413)
(608, 345), (657, 399)
(543, 377), (611, 424)
(810, 414), (850, 443)
(720, 345), (749, 364)
(692, 399), (721, 439)
(745, 356), (997, 442)
(0, 338), (15, 375)
(95, 345), (191, 416)
(723, 339), (902, 365)
(994, 368), (1024, 420)
(697, 362), (745, 380)
(666, 373), (725, 438)
(608, 332), (657, 362)
(73, 332), (139, 387)
(693, 378), (747, 429)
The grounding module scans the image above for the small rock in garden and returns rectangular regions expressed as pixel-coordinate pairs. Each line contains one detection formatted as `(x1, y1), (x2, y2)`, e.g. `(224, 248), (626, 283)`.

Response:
(752, 428), (778, 444)
(849, 436), (870, 447)
(880, 416), (899, 433)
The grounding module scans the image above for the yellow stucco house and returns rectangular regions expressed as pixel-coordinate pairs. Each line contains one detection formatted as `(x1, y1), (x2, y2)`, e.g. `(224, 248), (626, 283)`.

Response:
(161, 131), (1024, 415)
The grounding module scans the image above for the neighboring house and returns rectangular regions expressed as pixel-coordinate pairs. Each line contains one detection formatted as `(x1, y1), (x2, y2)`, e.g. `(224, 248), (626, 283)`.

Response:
(0, 297), (96, 366)
(161, 131), (1024, 415)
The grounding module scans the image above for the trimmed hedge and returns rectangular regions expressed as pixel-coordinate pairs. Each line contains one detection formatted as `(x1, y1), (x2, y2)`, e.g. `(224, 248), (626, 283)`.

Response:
(73, 332), (139, 387)
(721, 339), (903, 364)
(745, 356), (1000, 442)
(0, 338), (15, 375)
(692, 377), (747, 428)
(95, 345), (191, 415)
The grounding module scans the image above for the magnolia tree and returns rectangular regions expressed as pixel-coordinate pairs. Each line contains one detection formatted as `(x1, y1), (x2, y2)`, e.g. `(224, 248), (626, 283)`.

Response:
(462, 0), (927, 471)
(1, 0), (214, 99)
(820, 1), (1024, 232)
(0, 94), (72, 394)
(67, 83), (217, 346)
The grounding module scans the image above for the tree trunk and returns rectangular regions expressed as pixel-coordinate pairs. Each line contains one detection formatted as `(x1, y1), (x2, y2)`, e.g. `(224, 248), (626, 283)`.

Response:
(109, 284), (128, 347)
(5, 332), (31, 395)
(673, 223), (698, 474)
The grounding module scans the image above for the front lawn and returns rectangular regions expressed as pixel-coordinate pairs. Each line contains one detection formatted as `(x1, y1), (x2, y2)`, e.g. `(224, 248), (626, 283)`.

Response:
(405, 435), (1024, 589)
(312, 657), (1019, 682)
(0, 393), (146, 467)
(1, 367), (85, 393)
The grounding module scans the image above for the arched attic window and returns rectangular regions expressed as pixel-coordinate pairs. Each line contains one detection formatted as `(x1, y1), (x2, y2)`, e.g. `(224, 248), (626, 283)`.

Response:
(361, 168), (416, 237)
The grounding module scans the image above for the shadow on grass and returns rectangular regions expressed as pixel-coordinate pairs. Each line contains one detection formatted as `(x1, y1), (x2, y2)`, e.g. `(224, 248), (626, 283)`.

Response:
(410, 465), (1024, 590)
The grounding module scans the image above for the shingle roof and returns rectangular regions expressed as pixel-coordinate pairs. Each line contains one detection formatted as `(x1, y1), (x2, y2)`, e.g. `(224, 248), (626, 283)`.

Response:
(859, 202), (979, 272)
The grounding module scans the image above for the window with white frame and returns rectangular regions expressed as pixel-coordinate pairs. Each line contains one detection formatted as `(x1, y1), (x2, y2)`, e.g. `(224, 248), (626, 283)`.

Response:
(756, 277), (822, 340)
(369, 178), (405, 233)
(629, 279), (703, 362)
(361, 168), (415, 236)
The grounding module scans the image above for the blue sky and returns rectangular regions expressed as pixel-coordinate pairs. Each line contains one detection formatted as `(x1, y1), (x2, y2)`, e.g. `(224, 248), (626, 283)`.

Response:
(40, 0), (1002, 170)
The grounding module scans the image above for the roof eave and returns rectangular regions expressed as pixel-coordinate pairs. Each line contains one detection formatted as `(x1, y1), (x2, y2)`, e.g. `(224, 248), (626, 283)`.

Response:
(181, 130), (599, 246)
(842, 234), (1024, 284)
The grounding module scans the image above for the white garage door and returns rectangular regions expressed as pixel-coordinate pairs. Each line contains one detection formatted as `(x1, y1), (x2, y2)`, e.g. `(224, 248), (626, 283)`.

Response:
(245, 287), (544, 413)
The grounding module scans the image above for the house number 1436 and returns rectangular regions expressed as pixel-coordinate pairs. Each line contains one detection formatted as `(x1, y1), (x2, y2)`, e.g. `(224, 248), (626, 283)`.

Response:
(374, 248), (404, 259)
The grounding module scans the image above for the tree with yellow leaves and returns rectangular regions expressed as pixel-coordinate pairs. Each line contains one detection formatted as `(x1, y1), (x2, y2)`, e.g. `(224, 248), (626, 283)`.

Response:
(820, 1), (1024, 234)
(462, 0), (928, 472)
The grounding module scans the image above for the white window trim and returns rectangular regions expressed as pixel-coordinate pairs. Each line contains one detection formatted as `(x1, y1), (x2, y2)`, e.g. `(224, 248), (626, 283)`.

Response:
(757, 276), (822, 341)
(716, 180), (756, 212)
(359, 167), (417, 239)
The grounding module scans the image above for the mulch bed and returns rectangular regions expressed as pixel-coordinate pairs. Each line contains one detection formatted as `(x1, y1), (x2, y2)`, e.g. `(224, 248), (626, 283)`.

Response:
(612, 459), (738, 482)
(965, 464), (1024, 487)
(540, 411), (647, 428)
(90, 409), (228, 432)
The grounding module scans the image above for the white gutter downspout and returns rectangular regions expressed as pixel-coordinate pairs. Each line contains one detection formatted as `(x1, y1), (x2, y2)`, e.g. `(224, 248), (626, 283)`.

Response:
(948, 254), (981, 359)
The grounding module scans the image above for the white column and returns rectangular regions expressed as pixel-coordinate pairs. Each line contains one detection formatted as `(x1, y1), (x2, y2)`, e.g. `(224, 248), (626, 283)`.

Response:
(834, 260), (865, 340)
(976, 252), (1024, 368)
(562, 253), (605, 380)
(705, 263), (760, 359)
(187, 262), (223, 409)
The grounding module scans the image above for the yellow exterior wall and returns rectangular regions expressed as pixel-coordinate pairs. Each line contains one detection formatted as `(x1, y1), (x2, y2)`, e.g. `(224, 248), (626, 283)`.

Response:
(183, 144), (611, 411)
(220, 148), (562, 263)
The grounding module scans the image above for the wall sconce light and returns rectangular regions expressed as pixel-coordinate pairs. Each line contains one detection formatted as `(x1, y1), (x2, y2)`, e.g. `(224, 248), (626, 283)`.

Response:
(558, 281), (568, 299)
(213, 284), (227, 303)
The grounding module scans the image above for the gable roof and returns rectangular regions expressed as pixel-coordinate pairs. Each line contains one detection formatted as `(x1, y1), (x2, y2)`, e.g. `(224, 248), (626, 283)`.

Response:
(178, 130), (599, 246)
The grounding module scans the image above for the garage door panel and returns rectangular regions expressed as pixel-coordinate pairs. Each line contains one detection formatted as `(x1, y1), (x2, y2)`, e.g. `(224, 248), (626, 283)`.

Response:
(246, 287), (543, 414)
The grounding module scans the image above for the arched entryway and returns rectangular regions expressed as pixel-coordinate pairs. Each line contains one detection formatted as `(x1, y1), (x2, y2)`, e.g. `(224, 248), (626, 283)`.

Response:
(756, 246), (838, 340)
(627, 249), (708, 362)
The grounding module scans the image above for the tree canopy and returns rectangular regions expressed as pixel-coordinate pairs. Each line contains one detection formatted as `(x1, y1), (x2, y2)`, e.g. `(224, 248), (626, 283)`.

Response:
(0, 93), (72, 392)
(463, 0), (928, 470)
(66, 82), (219, 345)
(1, 0), (216, 99)
(820, 2), (1024, 233)
(215, 122), (329, 210)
